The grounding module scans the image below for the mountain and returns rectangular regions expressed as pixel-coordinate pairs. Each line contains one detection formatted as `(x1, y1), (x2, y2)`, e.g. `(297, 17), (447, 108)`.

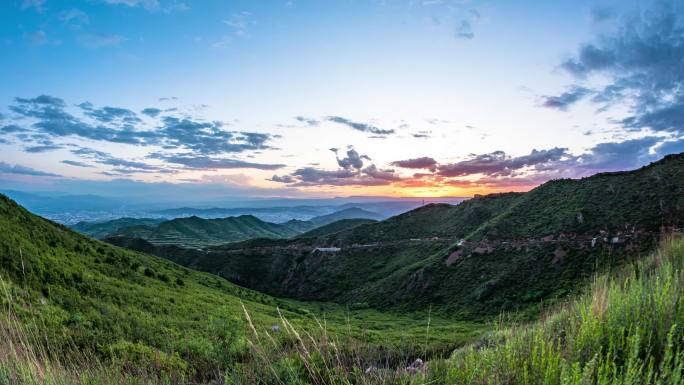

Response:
(71, 217), (164, 239)
(112, 214), (301, 248)
(285, 207), (383, 232)
(120, 154), (684, 319)
(154, 205), (332, 222)
(296, 218), (378, 239)
(102, 207), (385, 248)
(0, 193), (293, 381)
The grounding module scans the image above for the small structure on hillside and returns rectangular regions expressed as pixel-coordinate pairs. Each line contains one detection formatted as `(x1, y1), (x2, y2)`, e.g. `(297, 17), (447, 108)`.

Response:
(315, 247), (341, 252)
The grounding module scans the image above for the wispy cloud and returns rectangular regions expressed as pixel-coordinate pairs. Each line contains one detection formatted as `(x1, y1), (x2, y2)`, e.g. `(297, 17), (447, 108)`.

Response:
(0, 161), (59, 177)
(78, 33), (126, 48)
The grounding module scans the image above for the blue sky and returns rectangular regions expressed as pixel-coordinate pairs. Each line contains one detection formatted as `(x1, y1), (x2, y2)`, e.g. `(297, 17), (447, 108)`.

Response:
(1, 0), (683, 199)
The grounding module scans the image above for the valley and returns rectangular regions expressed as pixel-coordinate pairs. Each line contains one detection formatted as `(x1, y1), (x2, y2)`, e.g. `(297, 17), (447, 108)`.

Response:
(0, 154), (683, 384)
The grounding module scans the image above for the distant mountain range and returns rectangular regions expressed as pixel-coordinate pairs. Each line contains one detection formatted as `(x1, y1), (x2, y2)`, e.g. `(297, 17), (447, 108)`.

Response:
(85, 207), (384, 248)
(115, 154), (684, 318)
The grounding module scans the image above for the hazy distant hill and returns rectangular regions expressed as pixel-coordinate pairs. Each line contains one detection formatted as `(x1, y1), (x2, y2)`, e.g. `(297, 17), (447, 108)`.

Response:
(285, 207), (383, 232)
(128, 154), (684, 318)
(99, 207), (384, 248)
(112, 215), (300, 248)
(295, 218), (378, 238)
(71, 217), (164, 239)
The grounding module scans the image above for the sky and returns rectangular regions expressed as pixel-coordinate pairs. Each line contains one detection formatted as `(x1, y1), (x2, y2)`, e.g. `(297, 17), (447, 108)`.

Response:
(1, 0), (684, 200)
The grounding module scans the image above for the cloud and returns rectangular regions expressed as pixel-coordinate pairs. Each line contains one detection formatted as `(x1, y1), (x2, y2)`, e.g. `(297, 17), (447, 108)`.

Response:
(21, 0), (45, 12)
(61, 9), (89, 26)
(270, 146), (401, 187)
(437, 148), (570, 177)
(295, 116), (320, 126)
(61, 160), (94, 168)
(80, 103), (141, 124)
(224, 11), (254, 36)
(326, 116), (395, 136)
(589, 6), (616, 23)
(331, 147), (370, 170)
(7, 95), (279, 155)
(104, 0), (160, 10)
(1, 125), (28, 133)
(391, 157), (438, 171)
(541, 86), (592, 110)
(455, 19), (474, 39)
(0, 162), (59, 177)
(158, 116), (276, 155)
(25, 145), (62, 153)
(411, 131), (431, 138)
(78, 33), (126, 48)
(560, 1), (684, 134)
(141, 107), (162, 117)
(152, 153), (285, 170)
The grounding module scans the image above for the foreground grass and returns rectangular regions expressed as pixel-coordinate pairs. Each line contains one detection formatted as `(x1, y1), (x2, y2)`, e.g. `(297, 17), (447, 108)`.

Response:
(2, 236), (684, 384)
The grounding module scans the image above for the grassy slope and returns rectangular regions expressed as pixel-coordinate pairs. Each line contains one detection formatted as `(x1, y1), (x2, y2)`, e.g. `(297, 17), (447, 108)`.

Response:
(0, 194), (483, 383)
(4, 232), (684, 384)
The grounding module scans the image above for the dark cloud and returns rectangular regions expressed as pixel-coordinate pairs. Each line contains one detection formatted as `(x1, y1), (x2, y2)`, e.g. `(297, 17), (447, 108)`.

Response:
(295, 116), (320, 126)
(437, 148), (570, 177)
(391, 157), (438, 171)
(141, 107), (162, 117)
(7, 95), (279, 156)
(61, 160), (94, 168)
(0, 161), (59, 177)
(72, 147), (164, 172)
(576, 136), (661, 172)
(1, 125), (27, 133)
(541, 86), (592, 110)
(25, 145), (62, 153)
(79, 103), (141, 124)
(269, 174), (295, 183)
(270, 146), (400, 187)
(153, 153), (285, 170)
(331, 147), (370, 170)
(412, 131), (431, 138)
(158, 116), (276, 155)
(560, 1), (684, 134)
(326, 116), (395, 136)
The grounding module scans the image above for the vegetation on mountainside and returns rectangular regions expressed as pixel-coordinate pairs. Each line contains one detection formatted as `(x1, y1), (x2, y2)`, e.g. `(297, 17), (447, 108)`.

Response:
(4, 232), (684, 384)
(0, 194), (482, 383)
(113, 214), (300, 248)
(82, 207), (383, 248)
(469, 153), (684, 240)
(116, 154), (684, 319)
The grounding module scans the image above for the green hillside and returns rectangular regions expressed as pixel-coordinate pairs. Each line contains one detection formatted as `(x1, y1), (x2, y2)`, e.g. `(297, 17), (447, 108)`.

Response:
(113, 214), (300, 248)
(71, 217), (164, 239)
(0, 193), (482, 384)
(122, 154), (684, 319)
(5, 198), (684, 384)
